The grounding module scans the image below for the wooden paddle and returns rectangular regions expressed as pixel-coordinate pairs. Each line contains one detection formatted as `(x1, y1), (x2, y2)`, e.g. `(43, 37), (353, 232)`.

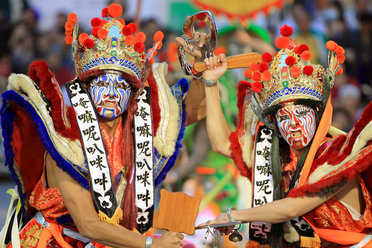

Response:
(155, 189), (202, 235)
(193, 52), (262, 73)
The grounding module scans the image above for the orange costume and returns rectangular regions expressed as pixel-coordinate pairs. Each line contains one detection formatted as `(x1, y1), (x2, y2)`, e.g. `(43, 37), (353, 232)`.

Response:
(1, 4), (189, 247)
(228, 24), (372, 247)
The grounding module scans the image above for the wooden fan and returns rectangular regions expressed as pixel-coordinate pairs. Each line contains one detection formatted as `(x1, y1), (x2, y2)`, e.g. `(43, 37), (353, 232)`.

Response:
(154, 189), (202, 235)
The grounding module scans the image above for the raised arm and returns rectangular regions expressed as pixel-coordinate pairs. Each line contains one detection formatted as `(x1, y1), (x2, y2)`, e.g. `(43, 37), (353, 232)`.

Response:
(203, 54), (231, 157)
(46, 153), (183, 248)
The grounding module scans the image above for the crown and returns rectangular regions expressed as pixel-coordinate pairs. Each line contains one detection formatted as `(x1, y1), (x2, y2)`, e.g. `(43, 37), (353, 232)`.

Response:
(64, 4), (164, 79)
(243, 25), (345, 110)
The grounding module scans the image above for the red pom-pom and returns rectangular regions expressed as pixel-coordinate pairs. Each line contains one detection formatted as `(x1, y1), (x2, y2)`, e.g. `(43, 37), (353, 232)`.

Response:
(326, 40), (338, 52)
(285, 56), (296, 66)
(65, 36), (73, 45)
(337, 54), (345, 63)
(108, 3), (123, 18)
(262, 53), (273, 63)
(136, 32), (146, 43)
(91, 17), (102, 27)
(244, 69), (252, 79)
(275, 36), (291, 49)
(102, 7), (109, 18)
(301, 51), (312, 61)
(127, 23), (138, 33)
(83, 38), (95, 49)
(258, 62), (269, 72)
(92, 27), (100, 37)
(65, 22), (73, 32)
(79, 33), (89, 44)
(336, 67), (343, 75)
(290, 66), (301, 78)
(335, 46), (345, 55)
(250, 63), (259, 71)
(252, 72), (261, 81)
(97, 29), (108, 39)
(303, 65), (313, 76)
(65, 30), (72, 36)
(280, 24), (293, 37)
(118, 18), (125, 26)
(134, 42), (145, 53)
(68, 13), (77, 24)
(154, 31), (164, 42)
(122, 26), (133, 36)
(294, 44), (309, 54)
(157, 42), (163, 49)
(125, 35), (136, 46)
(214, 47), (226, 56)
(262, 70), (271, 81)
(101, 20), (107, 26)
(252, 82), (263, 93)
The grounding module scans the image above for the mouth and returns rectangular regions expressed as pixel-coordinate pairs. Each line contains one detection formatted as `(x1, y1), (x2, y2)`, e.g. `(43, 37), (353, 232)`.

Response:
(103, 100), (117, 108)
(291, 131), (302, 138)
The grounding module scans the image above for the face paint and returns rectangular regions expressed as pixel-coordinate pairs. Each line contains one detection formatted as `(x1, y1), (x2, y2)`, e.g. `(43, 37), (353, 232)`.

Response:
(89, 70), (131, 119)
(275, 103), (316, 150)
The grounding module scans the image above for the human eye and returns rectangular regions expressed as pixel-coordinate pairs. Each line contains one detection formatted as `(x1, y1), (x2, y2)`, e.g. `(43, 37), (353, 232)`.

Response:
(116, 80), (130, 89)
(279, 115), (290, 122)
(295, 107), (309, 116)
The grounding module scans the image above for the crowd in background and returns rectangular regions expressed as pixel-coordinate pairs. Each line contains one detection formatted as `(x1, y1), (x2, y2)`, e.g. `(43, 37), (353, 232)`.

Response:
(0, 0), (371, 182)
(1, 0), (371, 131)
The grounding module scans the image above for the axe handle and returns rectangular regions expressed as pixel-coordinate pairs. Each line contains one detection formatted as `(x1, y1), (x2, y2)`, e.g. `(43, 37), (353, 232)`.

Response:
(193, 53), (262, 73)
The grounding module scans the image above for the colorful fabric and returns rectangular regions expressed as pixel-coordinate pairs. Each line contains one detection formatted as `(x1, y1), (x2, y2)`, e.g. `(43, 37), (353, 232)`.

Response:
(229, 99), (372, 246)
(1, 61), (188, 246)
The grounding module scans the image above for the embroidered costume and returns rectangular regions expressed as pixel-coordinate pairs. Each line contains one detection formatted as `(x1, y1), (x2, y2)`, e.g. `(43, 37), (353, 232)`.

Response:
(229, 25), (372, 247)
(1, 4), (189, 247)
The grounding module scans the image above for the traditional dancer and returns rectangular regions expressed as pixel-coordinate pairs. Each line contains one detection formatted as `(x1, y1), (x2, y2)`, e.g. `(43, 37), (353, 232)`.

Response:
(201, 25), (372, 247)
(0, 3), (200, 248)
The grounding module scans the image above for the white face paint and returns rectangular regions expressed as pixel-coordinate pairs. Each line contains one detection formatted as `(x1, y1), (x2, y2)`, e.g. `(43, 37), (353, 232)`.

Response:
(275, 103), (317, 150)
(89, 70), (131, 119)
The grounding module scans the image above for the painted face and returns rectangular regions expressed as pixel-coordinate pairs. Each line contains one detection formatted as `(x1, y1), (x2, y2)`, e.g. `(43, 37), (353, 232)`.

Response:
(89, 70), (131, 119)
(275, 103), (316, 150)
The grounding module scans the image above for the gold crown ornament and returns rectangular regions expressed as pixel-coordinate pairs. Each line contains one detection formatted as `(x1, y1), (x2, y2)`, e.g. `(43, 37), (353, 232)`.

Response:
(64, 4), (164, 80)
(242, 25), (345, 110)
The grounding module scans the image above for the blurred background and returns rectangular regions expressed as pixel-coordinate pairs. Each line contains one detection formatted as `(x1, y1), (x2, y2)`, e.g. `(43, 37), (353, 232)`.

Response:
(0, 0), (371, 247)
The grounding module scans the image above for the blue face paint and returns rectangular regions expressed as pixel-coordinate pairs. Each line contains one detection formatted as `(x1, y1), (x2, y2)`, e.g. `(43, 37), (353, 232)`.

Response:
(89, 70), (132, 119)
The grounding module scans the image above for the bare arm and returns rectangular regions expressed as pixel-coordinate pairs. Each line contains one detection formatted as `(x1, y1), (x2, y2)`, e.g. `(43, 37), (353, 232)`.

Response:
(210, 179), (356, 225)
(46, 153), (183, 248)
(230, 194), (330, 224)
(203, 54), (231, 157)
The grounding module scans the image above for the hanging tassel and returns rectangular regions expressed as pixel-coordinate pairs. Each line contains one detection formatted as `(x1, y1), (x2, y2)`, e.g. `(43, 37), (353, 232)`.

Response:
(300, 233), (321, 248)
(98, 207), (123, 226)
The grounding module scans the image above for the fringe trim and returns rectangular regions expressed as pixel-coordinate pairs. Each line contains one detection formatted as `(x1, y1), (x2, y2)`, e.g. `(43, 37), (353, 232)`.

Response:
(147, 67), (160, 137)
(98, 207), (123, 227)
(300, 233), (321, 248)
(228, 81), (254, 179)
(229, 131), (251, 179)
(28, 61), (80, 141)
(1, 91), (89, 190)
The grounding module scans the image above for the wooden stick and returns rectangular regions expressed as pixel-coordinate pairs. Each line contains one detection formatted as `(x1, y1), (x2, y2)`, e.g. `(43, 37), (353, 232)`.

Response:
(193, 52), (262, 73)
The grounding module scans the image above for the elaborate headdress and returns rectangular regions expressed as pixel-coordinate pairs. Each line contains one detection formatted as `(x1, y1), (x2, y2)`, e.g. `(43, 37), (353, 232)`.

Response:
(243, 25), (345, 113)
(64, 4), (164, 80)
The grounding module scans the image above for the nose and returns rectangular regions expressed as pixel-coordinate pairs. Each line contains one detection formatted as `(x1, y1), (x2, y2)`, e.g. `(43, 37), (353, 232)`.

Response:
(107, 81), (117, 97)
(290, 114), (298, 127)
